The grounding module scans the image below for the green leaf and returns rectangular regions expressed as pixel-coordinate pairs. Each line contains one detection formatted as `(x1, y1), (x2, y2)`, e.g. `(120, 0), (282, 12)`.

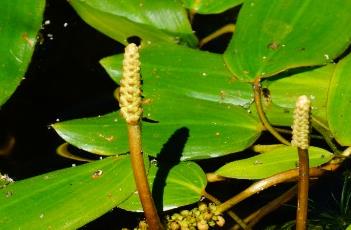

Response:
(216, 146), (333, 179)
(224, 0), (351, 81)
(181, 0), (244, 14)
(53, 112), (129, 156)
(55, 44), (262, 160)
(0, 156), (137, 229)
(102, 44), (254, 108)
(53, 104), (262, 160)
(119, 161), (206, 211)
(346, 225), (351, 230)
(327, 53), (351, 146)
(69, 0), (197, 46)
(0, 0), (45, 105)
(259, 64), (335, 126)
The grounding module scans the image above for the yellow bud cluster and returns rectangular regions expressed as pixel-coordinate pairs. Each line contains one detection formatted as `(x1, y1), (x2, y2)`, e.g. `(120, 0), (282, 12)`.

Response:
(119, 43), (143, 125)
(291, 95), (311, 149)
(166, 203), (225, 230)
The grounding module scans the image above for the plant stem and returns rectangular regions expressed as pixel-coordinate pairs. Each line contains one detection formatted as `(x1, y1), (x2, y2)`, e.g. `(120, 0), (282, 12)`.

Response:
(119, 43), (163, 229)
(296, 147), (309, 230)
(199, 24), (235, 47)
(128, 124), (163, 230)
(253, 78), (291, 145)
(206, 172), (226, 182)
(291, 95), (311, 230)
(202, 190), (250, 229)
(216, 163), (339, 214)
(231, 185), (297, 230)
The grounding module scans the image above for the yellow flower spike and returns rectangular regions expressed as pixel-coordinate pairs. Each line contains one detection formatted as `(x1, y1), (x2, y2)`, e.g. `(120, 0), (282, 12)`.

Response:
(291, 95), (311, 230)
(291, 95), (311, 149)
(119, 43), (143, 125)
(118, 43), (163, 230)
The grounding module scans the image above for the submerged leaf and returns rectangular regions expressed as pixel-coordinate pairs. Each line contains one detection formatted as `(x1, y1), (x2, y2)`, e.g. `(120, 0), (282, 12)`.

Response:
(216, 146), (333, 179)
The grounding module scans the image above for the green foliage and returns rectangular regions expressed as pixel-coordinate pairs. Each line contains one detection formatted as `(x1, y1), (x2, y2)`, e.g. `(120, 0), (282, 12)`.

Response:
(0, 0), (45, 105)
(0, 156), (205, 228)
(263, 64), (334, 126)
(55, 44), (263, 160)
(181, 0), (244, 14)
(118, 162), (207, 211)
(68, 0), (197, 46)
(224, 0), (351, 81)
(327, 53), (351, 146)
(54, 0), (351, 162)
(0, 156), (137, 229)
(3, 0), (351, 228)
(216, 146), (333, 179)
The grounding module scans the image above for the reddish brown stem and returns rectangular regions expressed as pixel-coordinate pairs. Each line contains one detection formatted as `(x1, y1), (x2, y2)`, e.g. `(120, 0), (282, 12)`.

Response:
(128, 125), (163, 230)
(231, 185), (297, 230)
(216, 163), (339, 214)
(296, 148), (309, 230)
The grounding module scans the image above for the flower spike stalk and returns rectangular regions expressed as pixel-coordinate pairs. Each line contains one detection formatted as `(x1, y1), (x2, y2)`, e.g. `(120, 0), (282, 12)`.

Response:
(291, 95), (311, 230)
(118, 43), (163, 230)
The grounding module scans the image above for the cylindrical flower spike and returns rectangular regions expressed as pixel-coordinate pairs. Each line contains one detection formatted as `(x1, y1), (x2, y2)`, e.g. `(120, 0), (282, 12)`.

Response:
(291, 95), (311, 149)
(119, 43), (142, 125)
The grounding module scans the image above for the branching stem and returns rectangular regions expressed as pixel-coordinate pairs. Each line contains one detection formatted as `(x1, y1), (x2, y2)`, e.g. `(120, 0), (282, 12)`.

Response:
(231, 185), (297, 230)
(216, 163), (339, 214)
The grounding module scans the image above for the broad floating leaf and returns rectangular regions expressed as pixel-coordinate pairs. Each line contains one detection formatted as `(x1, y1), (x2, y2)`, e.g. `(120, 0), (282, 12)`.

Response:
(102, 43), (254, 108)
(119, 162), (207, 211)
(327, 53), (351, 146)
(56, 47), (263, 159)
(224, 0), (351, 81)
(54, 44), (262, 160)
(0, 156), (137, 229)
(69, 0), (197, 46)
(0, 0), (45, 106)
(216, 146), (333, 179)
(181, 0), (244, 14)
(101, 43), (254, 109)
(54, 103), (262, 160)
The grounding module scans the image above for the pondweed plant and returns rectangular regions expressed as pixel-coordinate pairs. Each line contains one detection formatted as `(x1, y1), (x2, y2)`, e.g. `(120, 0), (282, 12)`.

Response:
(1, 0), (351, 229)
